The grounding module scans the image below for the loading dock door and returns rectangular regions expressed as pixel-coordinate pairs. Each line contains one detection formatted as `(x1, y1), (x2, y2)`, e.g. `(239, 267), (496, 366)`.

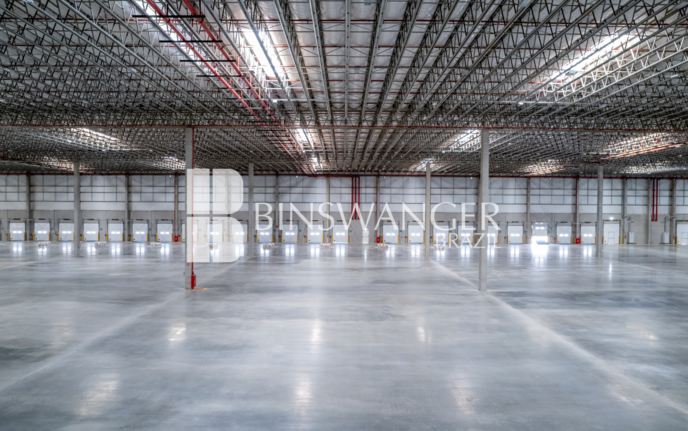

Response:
(132, 222), (148, 242)
(157, 223), (173, 242)
(9, 222), (26, 241)
(308, 223), (324, 243)
(59, 222), (74, 242)
(231, 222), (247, 244)
(282, 223), (298, 243)
(35, 222), (50, 241)
(487, 225), (499, 245)
(382, 223), (398, 244)
(677, 223), (688, 245)
(181, 223), (186, 242)
(434, 223), (449, 244)
(604, 222), (620, 245)
(108, 222), (124, 242)
(333, 223), (348, 243)
(507, 225), (524, 244)
(407, 223), (424, 244)
(84, 222), (99, 242)
(257, 229), (272, 243)
(581, 225), (596, 244)
(209, 222), (223, 243)
(556, 225), (572, 244)
(532, 223), (548, 244)
(459, 226), (474, 245)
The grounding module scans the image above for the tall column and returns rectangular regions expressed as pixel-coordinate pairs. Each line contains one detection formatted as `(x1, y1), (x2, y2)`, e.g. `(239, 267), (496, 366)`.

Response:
(125, 174), (131, 242)
(248, 163), (254, 257)
(174, 174), (179, 238)
(326, 177), (331, 243)
(621, 177), (627, 244)
(73, 162), (81, 256)
(26, 174), (32, 241)
(478, 130), (489, 291)
(596, 166), (604, 258)
(647, 179), (653, 245)
(575, 176), (580, 241)
(526, 177), (531, 244)
(671, 179), (677, 244)
(425, 162), (431, 259)
(375, 175), (380, 241)
(185, 128), (194, 289)
(275, 173), (279, 242)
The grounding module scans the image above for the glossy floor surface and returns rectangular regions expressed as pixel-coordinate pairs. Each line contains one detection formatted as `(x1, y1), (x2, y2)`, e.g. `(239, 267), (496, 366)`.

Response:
(1, 241), (688, 430)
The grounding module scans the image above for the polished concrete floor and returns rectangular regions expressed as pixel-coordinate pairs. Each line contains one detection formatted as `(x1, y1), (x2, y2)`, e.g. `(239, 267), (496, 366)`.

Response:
(1, 241), (688, 430)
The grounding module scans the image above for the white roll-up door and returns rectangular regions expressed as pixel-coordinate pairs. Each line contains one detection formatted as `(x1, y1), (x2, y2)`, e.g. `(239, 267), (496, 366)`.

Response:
(308, 223), (324, 243)
(282, 223), (298, 243)
(333, 223), (348, 243)
(133, 222), (148, 242)
(83, 222), (99, 242)
(407, 223), (424, 244)
(157, 223), (173, 242)
(459, 226), (474, 245)
(108, 222), (123, 242)
(507, 225), (523, 244)
(556, 225), (572, 244)
(581, 225), (596, 244)
(34, 222), (50, 241)
(9, 222), (26, 241)
(382, 223), (398, 244)
(59, 222), (74, 242)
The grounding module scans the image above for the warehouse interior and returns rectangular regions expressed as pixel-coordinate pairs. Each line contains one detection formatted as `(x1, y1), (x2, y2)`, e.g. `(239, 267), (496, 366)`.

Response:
(2, 0), (688, 429)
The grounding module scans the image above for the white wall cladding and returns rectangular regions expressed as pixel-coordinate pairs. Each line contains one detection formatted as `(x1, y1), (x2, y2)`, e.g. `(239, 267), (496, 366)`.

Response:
(0, 174), (27, 210)
(0, 174), (685, 215)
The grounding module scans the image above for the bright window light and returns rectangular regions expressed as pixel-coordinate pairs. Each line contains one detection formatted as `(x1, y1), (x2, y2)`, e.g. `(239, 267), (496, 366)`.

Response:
(242, 30), (284, 80)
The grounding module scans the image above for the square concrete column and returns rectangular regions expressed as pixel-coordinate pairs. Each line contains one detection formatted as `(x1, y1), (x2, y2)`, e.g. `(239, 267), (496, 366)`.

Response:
(73, 162), (81, 256)
(478, 130), (489, 291)
(621, 178), (627, 244)
(248, 163), (254, 257)
(671, 179), (677, 244)
(596, 166), (604, 258)
(174, 174), (179, 238)
(185, 128), (194, 289)
(425, 163), (431, 259)
(526, 177), (531, 244)
(26, 174), (32, 241)
(647, 179), (653, 245)
(125, 174), (131, 241)
(275, 173), (280, 241)
(326, 177), (331, 243)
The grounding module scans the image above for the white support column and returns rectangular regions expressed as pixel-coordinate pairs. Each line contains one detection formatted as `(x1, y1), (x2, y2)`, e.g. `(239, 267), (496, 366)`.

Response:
(125, 174), (131, 242)
(326, 177), (331, 243)
(425, 162), (431, 259)
(526, 177), (531, 244)
(596, 166), (604, 258)
(174, 174), (179, 238)
(647, 179), (653, 245)
(621, 177), (627, 244)
(575, 177), (580, 241)
(478, 130), (489, 291)
(185, 128), (193, 289)
(26, 174), (32, 241)
(671, 179), (677, 244)
(248, 163), (254, 257)
(275, 173), (279, 242)
(73, 161), (81, 256)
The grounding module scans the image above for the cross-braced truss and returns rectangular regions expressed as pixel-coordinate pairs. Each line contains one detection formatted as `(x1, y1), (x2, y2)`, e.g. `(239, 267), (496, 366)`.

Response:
(0, 0), (687, 176)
